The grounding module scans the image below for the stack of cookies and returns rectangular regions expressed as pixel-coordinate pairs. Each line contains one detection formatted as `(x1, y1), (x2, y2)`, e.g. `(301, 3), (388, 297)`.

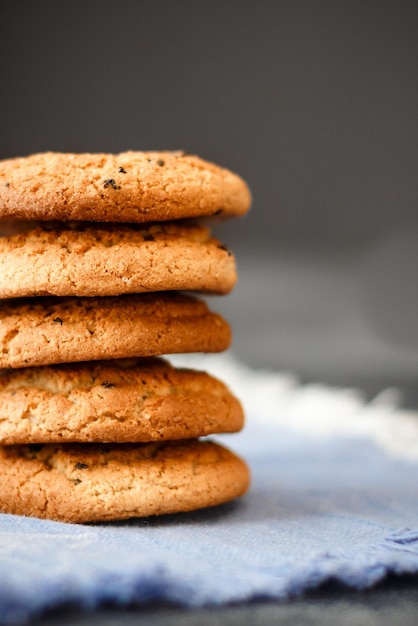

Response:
(0, 151), (251, 523)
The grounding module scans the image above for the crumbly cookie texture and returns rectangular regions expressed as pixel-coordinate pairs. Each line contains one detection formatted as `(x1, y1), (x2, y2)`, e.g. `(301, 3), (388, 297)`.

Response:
(0, 221), (236, 298)
(0, 440), (250, 523)
(0, 151), (251, 222)
(0, 293), (231, 368)
(0, 357), (244, 444)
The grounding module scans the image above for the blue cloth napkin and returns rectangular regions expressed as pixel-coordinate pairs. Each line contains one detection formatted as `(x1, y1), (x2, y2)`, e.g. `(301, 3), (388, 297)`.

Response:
(1, 362), (418, 624)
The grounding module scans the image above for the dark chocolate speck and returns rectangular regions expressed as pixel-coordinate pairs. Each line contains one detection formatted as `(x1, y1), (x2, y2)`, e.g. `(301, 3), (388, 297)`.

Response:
(103, 179), (121, 190)
(75, 462), (89, 470)
(157, 159), (165, 167)
(101, 381), (115, 388)
(118, 167), (127, 173)
(217, 244), (232, 257)
(53, 317), (63, 325)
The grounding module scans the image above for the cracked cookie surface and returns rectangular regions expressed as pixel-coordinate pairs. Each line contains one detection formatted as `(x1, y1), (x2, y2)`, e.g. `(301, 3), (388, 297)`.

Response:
(0, 221), (236, 298)
(0, 151), (251, 222)
(0, 357), (244, 444)
(0, 440), (250, 522)
(0, 293), (231, 368)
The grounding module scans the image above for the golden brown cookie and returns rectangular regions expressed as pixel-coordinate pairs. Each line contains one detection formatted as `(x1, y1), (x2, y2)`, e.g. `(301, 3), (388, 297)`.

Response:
(0, 151), (251, 222)
(0, 221), (236, 298)
(0, 440), (250, 522)
(0, 357), (244, 444)
(0, 293), (231, 368)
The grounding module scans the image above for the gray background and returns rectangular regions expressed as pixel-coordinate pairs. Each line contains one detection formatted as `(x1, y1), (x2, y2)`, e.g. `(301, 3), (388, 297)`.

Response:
(1, 0), (418, 401)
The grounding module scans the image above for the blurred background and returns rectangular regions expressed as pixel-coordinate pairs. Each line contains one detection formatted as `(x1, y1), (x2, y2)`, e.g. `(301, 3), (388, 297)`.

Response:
(1, 0), (418, 402)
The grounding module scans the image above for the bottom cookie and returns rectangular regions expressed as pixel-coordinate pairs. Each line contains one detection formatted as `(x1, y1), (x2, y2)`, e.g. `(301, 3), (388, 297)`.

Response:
(0, 440), (250, 523)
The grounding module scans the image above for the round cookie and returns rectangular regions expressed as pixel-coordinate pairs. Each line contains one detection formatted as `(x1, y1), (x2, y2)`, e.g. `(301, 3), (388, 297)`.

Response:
(0, 293), (231, 369)
(0, 151), (251, 223)
(0, 440), (251, 523)
(0, 221), (236, 298)
(0, 357), (244, 444)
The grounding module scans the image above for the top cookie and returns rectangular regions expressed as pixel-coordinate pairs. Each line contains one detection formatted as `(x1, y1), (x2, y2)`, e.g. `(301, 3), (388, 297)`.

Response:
(0, 151), (251, 222)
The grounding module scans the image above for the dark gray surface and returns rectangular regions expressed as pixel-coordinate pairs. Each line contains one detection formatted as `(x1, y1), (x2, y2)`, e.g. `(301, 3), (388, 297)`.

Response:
(32, 577), (418, 626)
(212, 251), (418, 406)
